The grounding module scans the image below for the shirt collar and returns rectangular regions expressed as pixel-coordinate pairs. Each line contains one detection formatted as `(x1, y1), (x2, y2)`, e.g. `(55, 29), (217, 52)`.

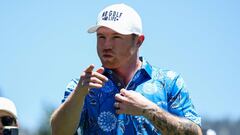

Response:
(103, 57), (152, 88)
(139, 56), (152, 78)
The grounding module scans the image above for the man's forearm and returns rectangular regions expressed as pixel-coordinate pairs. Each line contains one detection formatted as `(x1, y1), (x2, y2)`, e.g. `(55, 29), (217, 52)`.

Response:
(142, 104), (202, 135)
(50, 89), (85, 135)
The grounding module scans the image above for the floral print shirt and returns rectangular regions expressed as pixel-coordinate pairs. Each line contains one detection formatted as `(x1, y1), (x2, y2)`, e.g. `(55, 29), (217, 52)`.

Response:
(62, 57), (201, 135)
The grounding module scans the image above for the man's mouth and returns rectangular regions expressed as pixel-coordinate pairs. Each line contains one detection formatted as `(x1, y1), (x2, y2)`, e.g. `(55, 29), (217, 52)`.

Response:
(102, 53), (113, 58)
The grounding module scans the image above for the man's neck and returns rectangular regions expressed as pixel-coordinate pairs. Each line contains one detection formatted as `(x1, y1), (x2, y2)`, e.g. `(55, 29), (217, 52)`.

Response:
(113, 59), (142, 86)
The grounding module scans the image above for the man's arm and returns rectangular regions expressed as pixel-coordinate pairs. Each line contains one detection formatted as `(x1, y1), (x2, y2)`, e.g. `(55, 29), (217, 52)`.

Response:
(50, 87), (86, 135)
(50, 65), (108, 135)
(115, 89), (202, 135)
(142, 102), (202, 135)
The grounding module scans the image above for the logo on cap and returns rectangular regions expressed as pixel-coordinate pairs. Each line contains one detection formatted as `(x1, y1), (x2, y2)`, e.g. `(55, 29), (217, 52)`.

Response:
(101, 10), (123, 21)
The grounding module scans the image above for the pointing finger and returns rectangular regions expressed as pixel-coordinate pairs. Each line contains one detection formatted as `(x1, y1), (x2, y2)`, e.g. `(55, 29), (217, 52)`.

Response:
(84, 64), (95, 73)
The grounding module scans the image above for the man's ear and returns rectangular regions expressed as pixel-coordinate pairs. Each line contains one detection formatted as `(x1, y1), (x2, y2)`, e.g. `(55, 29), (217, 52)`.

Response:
(136, 35), (145, 47)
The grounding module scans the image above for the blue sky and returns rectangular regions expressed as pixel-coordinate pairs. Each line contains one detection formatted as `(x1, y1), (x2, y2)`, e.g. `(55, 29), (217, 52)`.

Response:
(0, 0), (239, 132)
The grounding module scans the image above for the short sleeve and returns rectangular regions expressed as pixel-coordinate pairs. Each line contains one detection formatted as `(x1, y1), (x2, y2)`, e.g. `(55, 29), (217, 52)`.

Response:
(168, 74), (201, 126)
(61, 79), (79, 103)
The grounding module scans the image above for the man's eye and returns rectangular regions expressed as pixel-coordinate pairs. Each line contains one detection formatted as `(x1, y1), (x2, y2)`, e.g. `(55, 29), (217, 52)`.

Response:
(113, 36), (121, 39)
(98, 36), (105, 39)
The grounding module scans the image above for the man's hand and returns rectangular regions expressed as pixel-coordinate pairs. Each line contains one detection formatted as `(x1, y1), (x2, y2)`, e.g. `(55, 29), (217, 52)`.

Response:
(114, 88), (155, 115)
(77, 64), (108, 96)
(50, 65), (108, 135)
(114, 89), (202, 135)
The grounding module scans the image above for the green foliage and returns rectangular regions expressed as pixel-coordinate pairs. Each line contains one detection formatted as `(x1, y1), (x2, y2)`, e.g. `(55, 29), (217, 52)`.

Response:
(202, 117), (240, 135)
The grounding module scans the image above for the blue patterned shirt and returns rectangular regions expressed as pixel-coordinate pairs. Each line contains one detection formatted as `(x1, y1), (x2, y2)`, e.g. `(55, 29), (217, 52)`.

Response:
(62, 57), (201, 135)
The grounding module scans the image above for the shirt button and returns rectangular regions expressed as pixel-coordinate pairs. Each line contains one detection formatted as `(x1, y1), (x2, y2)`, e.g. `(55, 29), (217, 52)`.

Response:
(108, 70), (112, 74)
(117, 83), (121, 87)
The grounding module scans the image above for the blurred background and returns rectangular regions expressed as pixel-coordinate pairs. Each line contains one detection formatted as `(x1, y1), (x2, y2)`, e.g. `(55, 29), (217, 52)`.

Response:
(0, 0), (239, 134)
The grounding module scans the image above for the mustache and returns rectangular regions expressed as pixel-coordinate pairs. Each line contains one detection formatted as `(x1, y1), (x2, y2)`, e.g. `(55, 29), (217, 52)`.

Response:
(102, 49), (114, 54)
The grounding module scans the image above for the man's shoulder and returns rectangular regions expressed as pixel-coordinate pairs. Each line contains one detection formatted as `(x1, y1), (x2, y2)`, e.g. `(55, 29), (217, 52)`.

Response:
(142, 58), (179, 81)
(151, 65), (180, 81)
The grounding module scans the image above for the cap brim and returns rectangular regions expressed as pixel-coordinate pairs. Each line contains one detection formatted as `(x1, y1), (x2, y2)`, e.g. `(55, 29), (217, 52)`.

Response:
(87, 24), (137, 35)
(0, 109), (17, 120)
(87, 25), (100, 33)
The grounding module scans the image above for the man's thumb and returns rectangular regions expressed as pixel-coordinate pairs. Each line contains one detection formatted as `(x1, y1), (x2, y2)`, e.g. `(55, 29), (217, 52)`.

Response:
(96, 67), (104, 74)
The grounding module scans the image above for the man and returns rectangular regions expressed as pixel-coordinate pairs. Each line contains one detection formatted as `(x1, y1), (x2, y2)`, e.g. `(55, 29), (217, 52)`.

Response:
(0, 97), (18, 135)
(51, 3), (202, 135)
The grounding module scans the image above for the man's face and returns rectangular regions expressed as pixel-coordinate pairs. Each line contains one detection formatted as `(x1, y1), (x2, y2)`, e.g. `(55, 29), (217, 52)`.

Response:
(96, 27), (139, 69)
(0, 111), (17, 135)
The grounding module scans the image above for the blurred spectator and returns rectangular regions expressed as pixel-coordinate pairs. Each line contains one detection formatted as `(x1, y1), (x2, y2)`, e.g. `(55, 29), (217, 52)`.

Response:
(0, 97), (18, 134)
(203, 128), (217, 135)
(206, 129), (216, 135)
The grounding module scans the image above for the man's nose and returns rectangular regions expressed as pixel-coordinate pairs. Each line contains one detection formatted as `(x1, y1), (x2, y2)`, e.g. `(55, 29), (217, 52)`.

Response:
(103, 38), (113, 49)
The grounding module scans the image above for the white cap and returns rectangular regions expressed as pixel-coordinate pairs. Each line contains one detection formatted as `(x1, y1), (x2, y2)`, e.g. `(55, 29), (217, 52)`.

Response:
(0, 97), (17, 119)
(88, 3), (143, 35)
